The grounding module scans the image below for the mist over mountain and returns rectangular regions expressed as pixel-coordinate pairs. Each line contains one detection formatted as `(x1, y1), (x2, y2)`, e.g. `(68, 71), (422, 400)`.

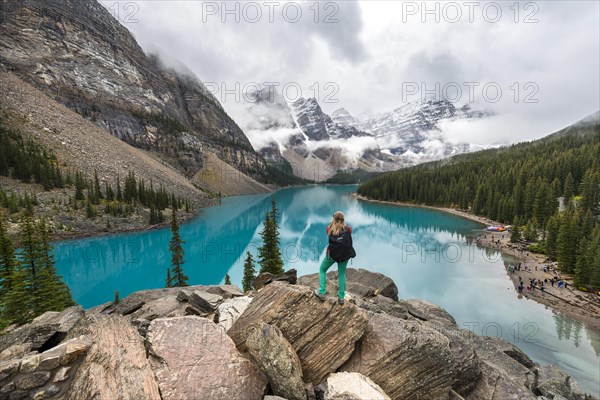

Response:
(240, 87), (492, 181)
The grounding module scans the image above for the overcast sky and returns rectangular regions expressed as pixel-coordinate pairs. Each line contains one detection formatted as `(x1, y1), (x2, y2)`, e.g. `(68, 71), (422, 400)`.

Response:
(100, 0), (600, 145)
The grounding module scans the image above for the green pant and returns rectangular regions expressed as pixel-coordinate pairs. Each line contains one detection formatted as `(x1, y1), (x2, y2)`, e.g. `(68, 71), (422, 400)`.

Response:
(319, 254), (348, 299)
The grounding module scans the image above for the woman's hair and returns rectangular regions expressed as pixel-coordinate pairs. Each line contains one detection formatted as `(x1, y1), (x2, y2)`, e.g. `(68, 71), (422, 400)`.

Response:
(328, 211), (347, 236)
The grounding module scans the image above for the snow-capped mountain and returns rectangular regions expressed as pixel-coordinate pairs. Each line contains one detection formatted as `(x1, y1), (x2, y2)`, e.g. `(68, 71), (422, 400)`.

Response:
(333, 100), (489, 157)
(290, 98), (371, 140)
(240, 88), (490, 181)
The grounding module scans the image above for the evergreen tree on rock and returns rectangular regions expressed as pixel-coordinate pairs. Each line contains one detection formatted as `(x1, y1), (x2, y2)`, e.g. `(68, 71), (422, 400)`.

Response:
(242, 251), (256, 292)
(258, 199), (284, 275)
(169, 209), (188, 287)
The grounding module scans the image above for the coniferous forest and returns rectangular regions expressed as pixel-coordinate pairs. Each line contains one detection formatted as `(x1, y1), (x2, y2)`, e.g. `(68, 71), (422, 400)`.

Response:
(358, 120), (600, 289)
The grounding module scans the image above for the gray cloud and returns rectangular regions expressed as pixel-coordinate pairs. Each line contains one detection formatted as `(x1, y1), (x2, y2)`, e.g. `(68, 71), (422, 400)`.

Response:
(102, 0), (599, 145)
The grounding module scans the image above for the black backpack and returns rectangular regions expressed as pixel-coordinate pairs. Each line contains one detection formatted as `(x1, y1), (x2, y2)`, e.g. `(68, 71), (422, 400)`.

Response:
(328, 227), (356, 263)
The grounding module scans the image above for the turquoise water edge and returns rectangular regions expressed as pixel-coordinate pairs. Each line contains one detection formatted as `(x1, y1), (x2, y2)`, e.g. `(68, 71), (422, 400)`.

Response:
(53, 185), (600, 395)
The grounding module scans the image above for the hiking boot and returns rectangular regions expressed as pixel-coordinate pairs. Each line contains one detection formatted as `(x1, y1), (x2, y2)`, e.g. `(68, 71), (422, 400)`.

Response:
(338, 298), (345, 305)
(314, 289), (326, 301)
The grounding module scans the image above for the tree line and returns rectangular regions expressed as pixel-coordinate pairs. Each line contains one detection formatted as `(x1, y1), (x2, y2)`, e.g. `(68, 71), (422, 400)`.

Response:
(0, 122), (191, 225)
(0, 212), (74, 329)
(358, 123), (600, 289)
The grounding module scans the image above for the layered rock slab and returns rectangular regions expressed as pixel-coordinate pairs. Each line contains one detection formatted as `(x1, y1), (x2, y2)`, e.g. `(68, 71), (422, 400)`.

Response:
(64, 314), (161, 400)
(228, 282), (368, 385)
(147, 316), (267, 400)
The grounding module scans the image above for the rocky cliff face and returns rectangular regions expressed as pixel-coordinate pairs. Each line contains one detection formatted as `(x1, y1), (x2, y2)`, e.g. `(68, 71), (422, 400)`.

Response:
(0, 0), (268, 182)
(0, 269), (592, 400)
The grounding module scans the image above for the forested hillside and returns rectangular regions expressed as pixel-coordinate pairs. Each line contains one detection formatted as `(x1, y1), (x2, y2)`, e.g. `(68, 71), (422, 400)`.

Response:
(358, 113), (600, 289)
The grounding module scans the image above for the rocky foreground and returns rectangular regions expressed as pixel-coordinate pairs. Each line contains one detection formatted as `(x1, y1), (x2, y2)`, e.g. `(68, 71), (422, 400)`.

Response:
(0, 269), (594, 400)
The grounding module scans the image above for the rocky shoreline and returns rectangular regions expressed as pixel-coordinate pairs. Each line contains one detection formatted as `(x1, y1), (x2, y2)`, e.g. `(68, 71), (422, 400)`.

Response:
(354, 194), (600, 328)
(0, 269), (595, 400)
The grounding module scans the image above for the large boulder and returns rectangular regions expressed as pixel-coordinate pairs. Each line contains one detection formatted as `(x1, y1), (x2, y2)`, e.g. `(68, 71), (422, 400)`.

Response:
(64, 314), (161, 400)
(245, 323), (306, 400)
(253, 269), (298, 290)
(147, 316), (267, 400)
(217, 296), (253, 331)
(467, 336), (535, 388)
(340, 311), (462, 400)
(298, 268), (398, 301)
(317, 372), (391, 400)
(466, 361), (537, 400)
(535, 365), (586, 399)
(403, 299), (457, 326)
(228, 282), (369, 385)
(422, 321), (481, 395)
(0, 306), (84, 354)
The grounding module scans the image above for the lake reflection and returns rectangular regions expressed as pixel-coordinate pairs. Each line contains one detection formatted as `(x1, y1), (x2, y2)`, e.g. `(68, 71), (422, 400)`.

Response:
(54, 185), (600, 395)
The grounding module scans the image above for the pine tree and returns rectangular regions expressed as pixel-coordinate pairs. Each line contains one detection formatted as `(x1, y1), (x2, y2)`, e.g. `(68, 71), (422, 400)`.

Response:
(224, 274), (231, 285)
(563, 173), (575, 202)
(165, 268), (173, 288)
(93, 170), (103, 202)
(2, 263), (30, 325)
(169, 209), (188, 287)
(242, 252), (256, 292)
(545, 213), (561, 260)
(258, 199), (284, 275)
(86, 197), (96, 219)
(0, 216), (16, 299)
(74, 171), (85, 201)
(574, 238), (590, 287)
(35, 218), (74, 312)
(510, 216), (521, 243)
(557, 211), (578, 274)
(116, 176), (123, 202)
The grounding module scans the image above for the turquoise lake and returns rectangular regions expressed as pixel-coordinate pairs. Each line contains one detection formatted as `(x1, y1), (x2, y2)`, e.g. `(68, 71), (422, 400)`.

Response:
(54, 185), (600, 396)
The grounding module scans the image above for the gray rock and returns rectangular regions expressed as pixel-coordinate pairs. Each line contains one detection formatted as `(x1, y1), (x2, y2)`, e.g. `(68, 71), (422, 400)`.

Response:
(0, 359), (20, 380)
(298, 268), (398, 301)
(64, 315), (161, 400)
(0, 306), (84, 353)
(229, 282), (368, 385)
(217, 296), (252, 331)
(0, 345), (31, 363)
(340, 311), (459, 400)
(19, 354), (40, 373)
(318, 372), (391, 400)
(8, 391), (29, 400)
(13, 372), (51, 390)
(467, 335), (535, 389)
(205, 285), (245, 299)
(38, 352), (60, 371)
(403, 299), (457, 326)
(147, 316), (267, 400)
(423, 321), (481, 395)
(246, 323), (305, 400)
(52, 366), (71, 383)
(535, 365), (586, 399)
(58, 339), (92, 366)
(33, 384), (60, 399)
(0, 382), (15, 393)
(253, 269), (298, 290)
(466, 361), (537, 400)
(187, 291), (224, 313)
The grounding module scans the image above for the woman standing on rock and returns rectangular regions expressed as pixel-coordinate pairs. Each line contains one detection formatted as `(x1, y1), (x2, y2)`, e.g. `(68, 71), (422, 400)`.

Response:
(314, 211), (356, 305)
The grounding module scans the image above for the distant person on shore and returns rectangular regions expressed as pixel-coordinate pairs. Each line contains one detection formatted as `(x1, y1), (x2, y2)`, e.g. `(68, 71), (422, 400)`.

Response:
(314, 211), (356, 305)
